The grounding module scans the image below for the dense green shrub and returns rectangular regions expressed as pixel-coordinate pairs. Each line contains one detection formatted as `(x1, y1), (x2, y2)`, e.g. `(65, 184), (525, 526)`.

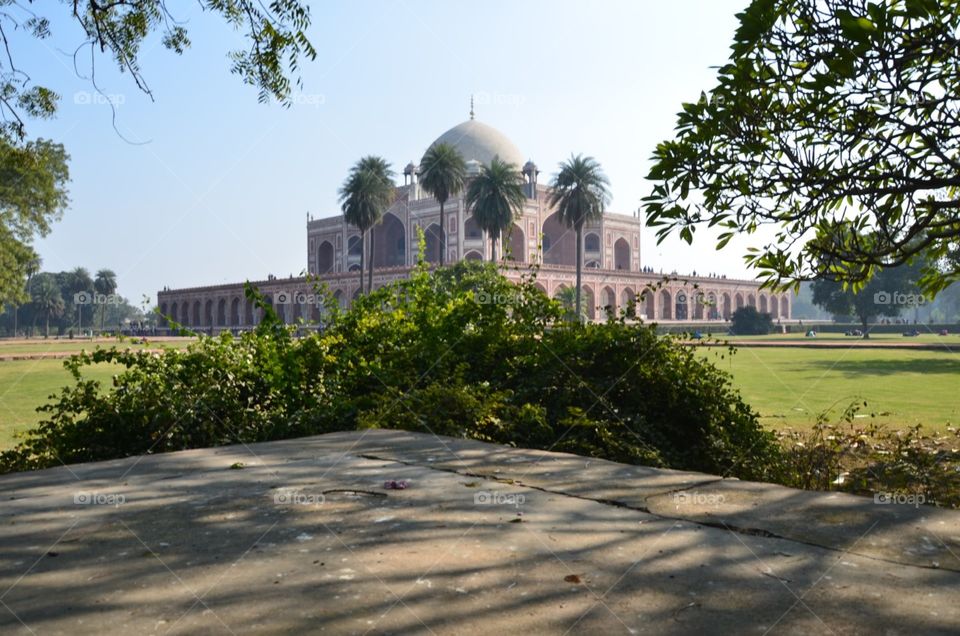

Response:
(730, 306), (774, 335)
(0, 257), (779, 481)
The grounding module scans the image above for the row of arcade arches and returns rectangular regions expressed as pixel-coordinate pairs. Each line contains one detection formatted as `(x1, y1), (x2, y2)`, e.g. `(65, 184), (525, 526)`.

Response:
(543, 285), (790, 322)
(160, 284), (788, 329)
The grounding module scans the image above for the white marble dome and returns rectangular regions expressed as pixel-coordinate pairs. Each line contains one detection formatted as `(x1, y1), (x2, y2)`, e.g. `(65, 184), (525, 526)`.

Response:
(423, 119), (524, 169)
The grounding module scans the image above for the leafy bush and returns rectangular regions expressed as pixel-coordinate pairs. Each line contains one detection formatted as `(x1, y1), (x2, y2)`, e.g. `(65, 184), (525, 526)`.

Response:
(1, 256), (779, 481)
(730, 306), (774, 335)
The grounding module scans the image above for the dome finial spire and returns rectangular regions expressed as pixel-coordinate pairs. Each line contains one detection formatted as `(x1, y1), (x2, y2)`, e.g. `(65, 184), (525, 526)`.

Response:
(470, 95), (475, 120)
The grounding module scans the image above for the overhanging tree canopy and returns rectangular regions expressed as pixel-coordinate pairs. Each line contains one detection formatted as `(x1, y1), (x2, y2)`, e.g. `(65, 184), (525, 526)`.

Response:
(0, 136), (69, 306)
(0, 1), (316, 139)
(0, 1), (315, 305)
(644, 0), (960, 296)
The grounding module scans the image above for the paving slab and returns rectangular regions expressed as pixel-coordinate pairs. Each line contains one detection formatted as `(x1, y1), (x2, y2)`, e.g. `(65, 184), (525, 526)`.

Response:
(1, 429), (958, 635)
(645, 479), (960, 572)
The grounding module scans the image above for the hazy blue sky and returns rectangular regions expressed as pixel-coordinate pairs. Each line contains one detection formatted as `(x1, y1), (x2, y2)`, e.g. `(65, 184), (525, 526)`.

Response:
(19, 0), (758, 305)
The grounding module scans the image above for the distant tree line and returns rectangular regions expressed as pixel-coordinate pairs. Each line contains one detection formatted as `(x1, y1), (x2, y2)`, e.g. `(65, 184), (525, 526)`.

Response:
(0, 266), (146, 337)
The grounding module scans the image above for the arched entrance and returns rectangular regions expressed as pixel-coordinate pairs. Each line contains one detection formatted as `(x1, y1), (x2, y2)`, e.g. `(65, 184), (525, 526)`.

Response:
(693, 292), (705, 320)
(640, 288), (655, 319)
(464, 216), (482, 241)
(601, 286), (617, 316)
(373, 213), (405, 267)
(316, 241), (334, 274)
(541, 213), (576, 266)
(584, 232), (600, 252)
(614, 238), (631, 270)
(675, 291), (688, 320)
(659, 289), (672, 320)
(621, 287), (636, 316)
(582, 286), (596, 320)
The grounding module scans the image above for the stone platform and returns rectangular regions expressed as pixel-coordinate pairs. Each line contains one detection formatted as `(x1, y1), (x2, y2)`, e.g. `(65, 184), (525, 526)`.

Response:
(1, 430), (958, 634)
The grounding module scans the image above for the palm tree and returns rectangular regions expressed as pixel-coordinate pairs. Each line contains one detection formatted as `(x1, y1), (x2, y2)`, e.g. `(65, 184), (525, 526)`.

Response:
(418, 143), (466, 265)
(68, 267), (93, 332)
(465, 158), (526, 262)
(339, 156), (395, 294)
(556, 286), (588, 322)
(32, 275), (64, 338)
(547, 154), (610, 322)
(94, 269), (118, 334)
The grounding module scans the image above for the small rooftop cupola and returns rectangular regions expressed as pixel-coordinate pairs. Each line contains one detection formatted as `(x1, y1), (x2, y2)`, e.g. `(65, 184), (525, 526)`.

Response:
(403, 160), (417, 185)
(465, 158), (482, 177)
(523, 159), (539, 199)
(522, 159), (539, 180)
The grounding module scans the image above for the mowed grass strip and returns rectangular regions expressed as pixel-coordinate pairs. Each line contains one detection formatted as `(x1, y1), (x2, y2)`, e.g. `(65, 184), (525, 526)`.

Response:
(694, 331), (958, 343)
(0, 337), (194, 356)
(0, 358), (121, 449)
(698, 345), (960, 432)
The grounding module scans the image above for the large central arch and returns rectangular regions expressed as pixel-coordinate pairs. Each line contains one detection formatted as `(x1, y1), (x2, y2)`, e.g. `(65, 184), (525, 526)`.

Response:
(373, 213), (406, 268)
(541, 213), (577, 266)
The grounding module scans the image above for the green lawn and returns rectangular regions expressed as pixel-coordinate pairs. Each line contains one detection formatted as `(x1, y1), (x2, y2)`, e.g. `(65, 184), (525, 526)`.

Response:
(0, 358), (120, 448)
(0, 337), (193, 356)
(698, 345), (960, 431)
(701, 331), (957, 343)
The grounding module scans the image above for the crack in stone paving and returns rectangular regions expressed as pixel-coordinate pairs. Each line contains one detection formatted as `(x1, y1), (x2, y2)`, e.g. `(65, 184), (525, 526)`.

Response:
(357, 451), (960, 575)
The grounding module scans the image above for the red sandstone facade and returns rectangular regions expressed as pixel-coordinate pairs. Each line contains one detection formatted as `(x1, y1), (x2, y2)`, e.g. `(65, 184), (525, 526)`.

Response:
(158, 118), (789, 330)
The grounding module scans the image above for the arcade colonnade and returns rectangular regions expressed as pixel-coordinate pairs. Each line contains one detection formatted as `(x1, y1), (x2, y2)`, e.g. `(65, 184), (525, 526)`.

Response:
(157, 267), (789, 331)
